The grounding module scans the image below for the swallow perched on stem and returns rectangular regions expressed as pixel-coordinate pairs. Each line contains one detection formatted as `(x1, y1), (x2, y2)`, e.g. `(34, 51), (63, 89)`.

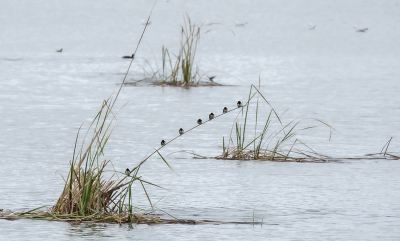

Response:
(125, 168), (130, 176)
(122, 54), (135, 59)
(237, 101), (243, 107)
(161, 140), (166, 146)
(223, 107), (228, 113)
(209, 113), (214, 120)
(197, 119), (202, 125)
(179, 128), (184, 135)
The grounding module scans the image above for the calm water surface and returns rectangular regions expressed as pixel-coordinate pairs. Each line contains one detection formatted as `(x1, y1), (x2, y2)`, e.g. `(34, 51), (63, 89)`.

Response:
(1, 0), (400, 240)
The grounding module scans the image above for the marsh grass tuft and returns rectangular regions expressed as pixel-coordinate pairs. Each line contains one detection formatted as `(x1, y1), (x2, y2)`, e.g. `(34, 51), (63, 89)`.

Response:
(134, 15), (222, 86)
(215, 82), (335, 162)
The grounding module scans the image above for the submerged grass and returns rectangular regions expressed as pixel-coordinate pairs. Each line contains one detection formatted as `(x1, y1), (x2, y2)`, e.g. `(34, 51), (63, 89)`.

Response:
(216, 80), (335, 162)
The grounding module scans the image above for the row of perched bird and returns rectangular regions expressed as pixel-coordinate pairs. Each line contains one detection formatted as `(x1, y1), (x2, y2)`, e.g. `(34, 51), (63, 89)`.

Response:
(125, 101), (244, 176)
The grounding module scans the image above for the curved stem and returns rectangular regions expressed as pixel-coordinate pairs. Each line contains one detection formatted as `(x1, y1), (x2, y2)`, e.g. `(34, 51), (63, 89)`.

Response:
(129, 106), (244, 173)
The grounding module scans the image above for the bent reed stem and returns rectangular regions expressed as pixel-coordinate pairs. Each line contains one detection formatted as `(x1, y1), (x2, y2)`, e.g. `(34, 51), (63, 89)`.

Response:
(128, 105), (244, 174)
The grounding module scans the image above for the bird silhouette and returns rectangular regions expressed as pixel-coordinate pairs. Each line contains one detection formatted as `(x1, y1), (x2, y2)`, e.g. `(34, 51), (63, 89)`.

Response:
(354, 25), (368, 32)
(356, 28), (368, 32)
(122, 54), (134, 59)
(308, 23), (316, 30)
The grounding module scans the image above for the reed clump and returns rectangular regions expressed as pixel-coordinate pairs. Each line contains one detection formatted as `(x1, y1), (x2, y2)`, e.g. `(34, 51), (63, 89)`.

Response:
(134, 15), (221, 87)
(50, 98), (148, 222)
(215, 83), (334, 163)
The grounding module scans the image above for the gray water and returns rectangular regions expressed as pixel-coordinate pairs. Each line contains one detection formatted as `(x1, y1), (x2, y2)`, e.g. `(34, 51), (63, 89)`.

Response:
(1, 0), (400, 240)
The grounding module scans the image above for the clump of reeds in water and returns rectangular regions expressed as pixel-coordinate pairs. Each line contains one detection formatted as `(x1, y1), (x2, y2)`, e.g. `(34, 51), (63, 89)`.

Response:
(136, 15), (221, 87)
(50, 98), (145, 222)
(215, 83), (334, 163)
(47, 95), (185, 223)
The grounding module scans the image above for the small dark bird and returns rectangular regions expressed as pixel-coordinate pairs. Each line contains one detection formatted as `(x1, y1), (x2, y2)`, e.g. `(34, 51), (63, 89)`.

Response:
(125, 168), (130, 176)
(237, 101), (243, 107)
(56, 48), (62, 52)
(209, 113), (214, 120)
(179, 128), (184, 135)
(122, 54), (135, 59)
(197, 119), (202, 125)
(356, 28), (368, 32)
(161, 140), (166, 146)
(223, 107), (228, 113)
(208, 76), (216, 82)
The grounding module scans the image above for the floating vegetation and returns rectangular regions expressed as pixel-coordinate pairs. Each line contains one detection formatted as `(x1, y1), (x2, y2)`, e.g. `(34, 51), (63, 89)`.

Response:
(0, 209), (263, 225)
(214, 82), (335, 162)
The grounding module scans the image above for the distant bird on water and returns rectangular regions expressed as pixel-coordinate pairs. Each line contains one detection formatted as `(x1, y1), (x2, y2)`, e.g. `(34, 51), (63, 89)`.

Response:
(56, 48), (62, 52)
(308, 23), (316, 30)
(209, 113), (214, 120)
(179, 128), (184, 135)
(237, 101), (243, 108)
(125, 168), (130, 176)
(142, 20), (152, 26)
(161, 140), (166, 146)
(356, 28), (368, 32)
(122, 54), (134, 59)
(223, 107), (228, 113)
(354, 25), (368, 32)
(197, 119), (202, 125)
(235, 21), (248, 27)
